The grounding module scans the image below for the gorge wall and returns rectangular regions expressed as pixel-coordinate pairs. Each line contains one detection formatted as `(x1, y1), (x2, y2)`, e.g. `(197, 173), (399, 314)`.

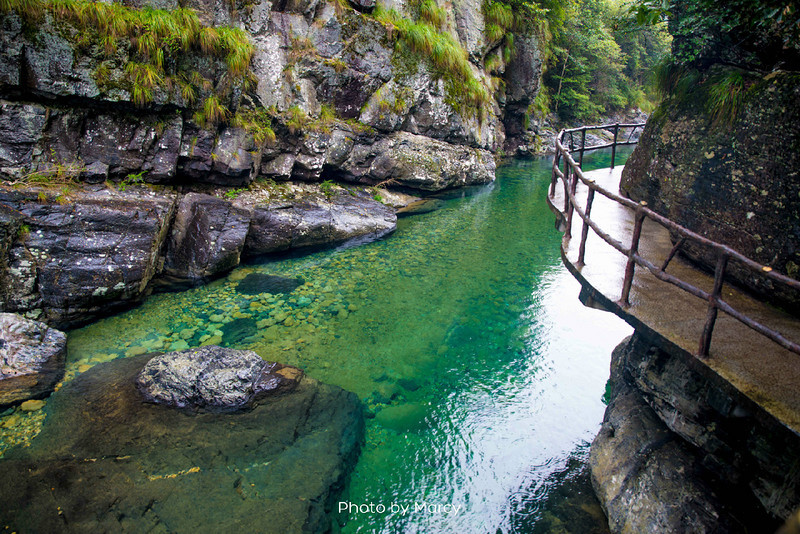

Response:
(620, 73), (800, 311)
(0, 0), (547, 327)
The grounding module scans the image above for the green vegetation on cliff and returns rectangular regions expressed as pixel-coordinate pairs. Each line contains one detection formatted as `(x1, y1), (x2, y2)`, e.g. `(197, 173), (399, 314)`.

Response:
(484, 0), (670, 121)
(373, 5), (492, 120)
(1, 0), (253, 119)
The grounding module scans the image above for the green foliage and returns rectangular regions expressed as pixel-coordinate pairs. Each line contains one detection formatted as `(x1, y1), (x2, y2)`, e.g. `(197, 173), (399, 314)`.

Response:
(285, 105), (309, 134)
(666, 0), (800, 71)
(417, 0), (446, 28)
(117, 170), (146, 191)
(320, 179), (334, 199)
(193, 94), (229, 127)
(16, 223), (30, 240)
(654, 60), (757, 124)
(232, 107), (276, 145)
(1, 0), (254, 113)
(373, 7), (491, 119)
(223, 187), (244, 199)
(541, 0), (670, 121)
(705, 68), (750, 125)
(368, 186), (383, 203)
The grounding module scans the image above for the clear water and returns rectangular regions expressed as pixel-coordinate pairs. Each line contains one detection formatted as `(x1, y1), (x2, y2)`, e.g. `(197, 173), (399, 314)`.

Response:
(57, 149), (633, 532)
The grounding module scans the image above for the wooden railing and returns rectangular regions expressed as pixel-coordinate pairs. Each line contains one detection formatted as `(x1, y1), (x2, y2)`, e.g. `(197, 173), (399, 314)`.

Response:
(550, 123), (800, 357)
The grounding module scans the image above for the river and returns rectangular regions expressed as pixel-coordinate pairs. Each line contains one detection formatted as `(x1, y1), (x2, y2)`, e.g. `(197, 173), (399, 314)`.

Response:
(43, 149), (632, 532)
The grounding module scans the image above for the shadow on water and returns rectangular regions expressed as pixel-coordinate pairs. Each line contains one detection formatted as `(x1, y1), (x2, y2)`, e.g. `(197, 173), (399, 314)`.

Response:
(5, 148), (636, 532)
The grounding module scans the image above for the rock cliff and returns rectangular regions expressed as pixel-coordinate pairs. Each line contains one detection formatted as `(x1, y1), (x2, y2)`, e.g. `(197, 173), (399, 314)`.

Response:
(621, 70), (800, 311)
(0, 0), (546, 326)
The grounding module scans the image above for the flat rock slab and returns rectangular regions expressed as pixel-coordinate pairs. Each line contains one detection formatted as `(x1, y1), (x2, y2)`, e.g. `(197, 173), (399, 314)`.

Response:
(0, 313), (66, 406)
(0, 354), (364, 532)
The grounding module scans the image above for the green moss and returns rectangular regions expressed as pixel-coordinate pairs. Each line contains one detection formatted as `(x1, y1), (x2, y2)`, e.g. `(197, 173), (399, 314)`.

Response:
(2, 0), (253, 114)
(372, 7), (490, 120)
(232, 107), (277, 145)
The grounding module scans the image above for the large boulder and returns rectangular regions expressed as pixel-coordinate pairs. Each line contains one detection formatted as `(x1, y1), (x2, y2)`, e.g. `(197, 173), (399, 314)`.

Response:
(162, 193), (252, 283)
(341, 131), (496, 191)
(0, 312), (66, 406)
(243, 189), (396, 256)
(620, 70), (800, 311)
(0, 352), (364, 532)
(0, 186), (176, 328)
(136, 345), (302, 411)
(590, 381), (740, 533)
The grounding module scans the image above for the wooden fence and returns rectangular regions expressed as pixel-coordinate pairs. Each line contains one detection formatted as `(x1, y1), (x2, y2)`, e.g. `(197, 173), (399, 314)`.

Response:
(550, 123), (800, 357)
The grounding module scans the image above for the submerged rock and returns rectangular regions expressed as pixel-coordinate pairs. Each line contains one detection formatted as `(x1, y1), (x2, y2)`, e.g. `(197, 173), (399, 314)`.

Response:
(0, 352), (364, 532)
(237, 273), (305, 295)
(136, 346), (301, 411)
(0, 313), (66, 406)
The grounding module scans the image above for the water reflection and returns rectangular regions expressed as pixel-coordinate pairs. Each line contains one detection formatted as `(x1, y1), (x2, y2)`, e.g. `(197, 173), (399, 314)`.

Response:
(14, 149), (634, 532)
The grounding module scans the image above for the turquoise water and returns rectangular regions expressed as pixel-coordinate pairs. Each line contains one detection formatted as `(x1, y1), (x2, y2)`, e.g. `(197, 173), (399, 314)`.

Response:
(57, 150), (632, 532)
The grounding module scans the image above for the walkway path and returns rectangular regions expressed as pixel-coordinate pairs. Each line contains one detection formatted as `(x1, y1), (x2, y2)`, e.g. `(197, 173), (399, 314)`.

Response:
(551, 165), (800, 436)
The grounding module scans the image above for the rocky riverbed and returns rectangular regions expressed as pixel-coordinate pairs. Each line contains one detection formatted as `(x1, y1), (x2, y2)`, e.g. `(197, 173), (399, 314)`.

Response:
(0, 347), (364, 532)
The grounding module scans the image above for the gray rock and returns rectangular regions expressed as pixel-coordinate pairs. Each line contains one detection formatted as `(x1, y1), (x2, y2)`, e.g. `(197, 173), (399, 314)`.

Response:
(0, 205), (23, 310)
(0, 312), (66, 406)
(0, 101), (47, 173)
(79, 113), (183, 183)
(618, 331), (800, 520)
(163, 193), (252, 282)
(621, 70), (800, 310)
(260, 153), (296, 180)
(81, 161), (110, 183)
(243, 190), (395, 256)
(23, 26), (100, 99)
(342, 131), (496, 191)
(590, 382), (740, 533)
(0, 14), (23, 86)
(347, 0), (375, 12)
(136, 345), (302, 410)
(0, 187), (176, 328)
(452, 0), (485, 59)
(0, 353), (363, 532)
(211, 127), (258, 185)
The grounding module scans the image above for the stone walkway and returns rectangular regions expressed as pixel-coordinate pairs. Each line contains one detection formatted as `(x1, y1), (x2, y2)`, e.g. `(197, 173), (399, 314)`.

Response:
(550, 166), (800, 436)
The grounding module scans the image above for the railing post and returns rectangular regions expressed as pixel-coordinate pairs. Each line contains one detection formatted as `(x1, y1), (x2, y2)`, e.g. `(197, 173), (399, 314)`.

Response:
(698, 252), (729, 357)
(550, 151), (560, 196)
(579, 128), (587, 168)
(562, 154), (571, 213)
(577, 182), (595, 267)
(565, 165), (578, 239)
(620, 202), (646, 306)
(610, 123), (619, 169)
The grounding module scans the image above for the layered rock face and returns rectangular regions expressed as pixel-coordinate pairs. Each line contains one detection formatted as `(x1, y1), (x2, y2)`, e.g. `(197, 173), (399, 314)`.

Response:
(0, 0), (545, 326)
(0, 0), (544, 188)
(621, 71), (800, 311)
(0, 182), (395, 327)
(591, 333), (793, 532)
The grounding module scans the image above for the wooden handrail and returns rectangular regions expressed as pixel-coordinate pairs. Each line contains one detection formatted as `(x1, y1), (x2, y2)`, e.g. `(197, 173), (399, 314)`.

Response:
(550, 123), (800, 357)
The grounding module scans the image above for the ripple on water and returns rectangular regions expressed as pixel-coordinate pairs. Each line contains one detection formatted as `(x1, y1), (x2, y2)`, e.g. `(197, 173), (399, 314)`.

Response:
(1, 149), (634, 532)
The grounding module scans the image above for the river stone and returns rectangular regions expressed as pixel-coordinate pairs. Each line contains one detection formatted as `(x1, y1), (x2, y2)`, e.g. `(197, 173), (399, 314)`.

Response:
(0, 313), (66, 406)
(0, 353), (364, 532)
(136, 346), (301, 411)
(237, 273), (304, 295)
